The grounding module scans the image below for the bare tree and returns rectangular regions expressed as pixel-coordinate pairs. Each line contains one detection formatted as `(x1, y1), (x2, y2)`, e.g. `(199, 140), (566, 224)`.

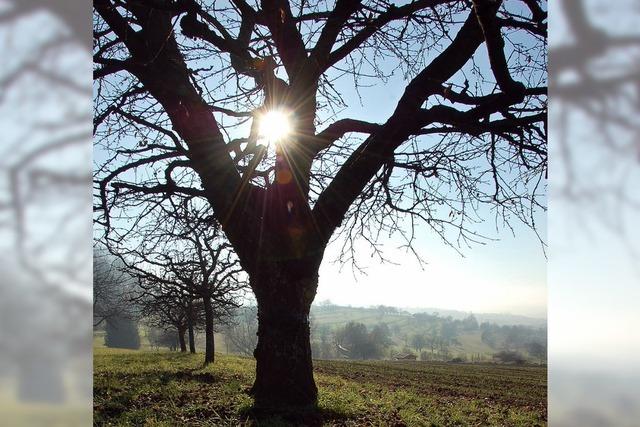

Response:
(94, 0), (546, 407)
(136, 285), (203, 352)
(148, 327), (180, 351)
(222, 305), (259, 356)
(93, 249), (136, 327)
(109, 202), (246, 364)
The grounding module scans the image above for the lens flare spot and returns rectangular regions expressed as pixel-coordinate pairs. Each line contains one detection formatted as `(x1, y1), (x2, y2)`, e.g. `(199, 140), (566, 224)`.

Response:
(277, 169), (293, 184)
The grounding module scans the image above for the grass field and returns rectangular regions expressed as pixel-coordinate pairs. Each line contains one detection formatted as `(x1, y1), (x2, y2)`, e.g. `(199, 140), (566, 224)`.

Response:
(94, 348), (547, 426)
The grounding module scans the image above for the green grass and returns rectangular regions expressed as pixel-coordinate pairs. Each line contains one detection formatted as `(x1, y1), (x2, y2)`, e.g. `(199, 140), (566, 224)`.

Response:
(312, 307), (409, 329)
(452, 333), (496, 355)
(94, 348), (546, 426)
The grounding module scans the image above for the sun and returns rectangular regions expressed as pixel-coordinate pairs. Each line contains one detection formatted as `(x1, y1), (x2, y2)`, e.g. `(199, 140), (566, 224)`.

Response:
(258, 110), (292, 143)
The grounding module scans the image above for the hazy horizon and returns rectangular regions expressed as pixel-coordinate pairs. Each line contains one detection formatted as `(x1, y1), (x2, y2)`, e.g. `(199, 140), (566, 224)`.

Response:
(311, 300), (547, 320)
(313, 215), (547, 319)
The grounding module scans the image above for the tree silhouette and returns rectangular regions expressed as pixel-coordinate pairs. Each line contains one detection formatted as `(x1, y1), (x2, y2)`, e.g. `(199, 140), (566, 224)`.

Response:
(109, 201), (246, 364)
(93, 249), (136, 327)
(105, 316), (141, 350)
(94, 0), (546, 407)
(136, 285), (203, 353)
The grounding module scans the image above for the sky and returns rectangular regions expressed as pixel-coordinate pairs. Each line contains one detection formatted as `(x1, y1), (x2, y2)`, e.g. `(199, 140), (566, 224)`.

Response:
(316, 209), (547, 318)
(547, 0), (640, 366)
(91, 3), (548, 320)
(309, 32), (547, 318)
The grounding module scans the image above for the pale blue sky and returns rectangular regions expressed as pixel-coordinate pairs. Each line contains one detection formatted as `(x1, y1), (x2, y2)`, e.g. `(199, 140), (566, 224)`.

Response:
(93, 3), (548, 319)
(547, 0), (640, 372)
(317, 201), (547, 317)
(312, 37), (547, 317)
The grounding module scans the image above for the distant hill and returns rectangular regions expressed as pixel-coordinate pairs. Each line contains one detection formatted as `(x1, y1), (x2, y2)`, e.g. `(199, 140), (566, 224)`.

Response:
(308, 303), (547, 362)
(400, 307), (547, 327)
(312, 303), (547, 328)
(474, 312), (546, 327)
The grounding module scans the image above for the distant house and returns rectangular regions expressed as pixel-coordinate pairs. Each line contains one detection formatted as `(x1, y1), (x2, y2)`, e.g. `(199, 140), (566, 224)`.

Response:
(394, 353), (417, 361)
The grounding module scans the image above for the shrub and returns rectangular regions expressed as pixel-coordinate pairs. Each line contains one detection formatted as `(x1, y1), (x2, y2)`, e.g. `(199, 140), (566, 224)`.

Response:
(493, 350), (526, 365)
(105, 316), (140, 349)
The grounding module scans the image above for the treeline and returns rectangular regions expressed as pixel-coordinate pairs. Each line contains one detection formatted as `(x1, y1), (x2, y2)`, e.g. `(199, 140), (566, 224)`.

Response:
(480, 323), (547, 362)
(314, 322), (393, 360)
(220, 305), (547, 364)
(316, 312), (477, 361)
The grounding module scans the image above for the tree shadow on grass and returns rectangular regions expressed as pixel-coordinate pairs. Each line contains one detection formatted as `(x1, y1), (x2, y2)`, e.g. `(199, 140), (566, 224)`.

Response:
(170, 370), (220, 384)
(239, 405), (354, 427)
(107, 368), (221, 386)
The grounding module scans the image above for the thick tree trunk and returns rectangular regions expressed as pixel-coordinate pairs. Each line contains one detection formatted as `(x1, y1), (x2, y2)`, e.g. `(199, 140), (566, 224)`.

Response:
(250, 262), (319, 408)
(203, 296), (215, 365)
(178, 326), (187, 352)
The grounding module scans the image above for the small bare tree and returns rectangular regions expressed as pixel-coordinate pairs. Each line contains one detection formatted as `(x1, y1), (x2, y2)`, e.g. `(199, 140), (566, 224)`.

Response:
(135, 285), (203, 352)
(109, 201), (246, 364)
(222, 306), (258, 356)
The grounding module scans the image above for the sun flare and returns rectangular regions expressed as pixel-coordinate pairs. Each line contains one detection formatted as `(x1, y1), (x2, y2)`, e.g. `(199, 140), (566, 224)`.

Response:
(258, 110), (292, 143)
